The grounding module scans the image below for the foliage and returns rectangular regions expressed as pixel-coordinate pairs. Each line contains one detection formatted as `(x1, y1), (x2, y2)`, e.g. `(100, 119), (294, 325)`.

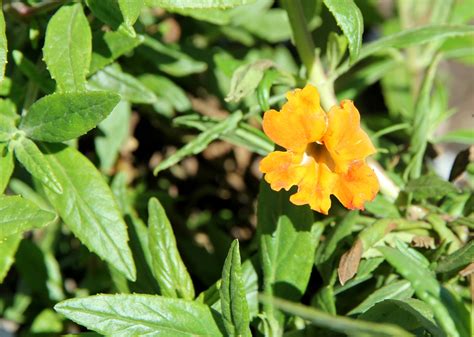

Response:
(0, 0), (472, 336)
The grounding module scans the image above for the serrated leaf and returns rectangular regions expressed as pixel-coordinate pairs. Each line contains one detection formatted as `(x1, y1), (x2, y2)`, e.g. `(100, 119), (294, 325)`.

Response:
(257, 182), (316, 326)
(259, 296), (413, 337)
(55, 294), (225, 336)
(197, 259), (258, 320)
(40, 143), (136, 281)
(0, 195), (56, 239)
(88, 64), (157, 104)
(0, 142), (14, 194)
(348, 280), (414, 315)
(146, 0), (256, 9)
(405, 174), (458, 200)
(154, 110), (242, 174)
(0, 5), (7, 83)
(20, 92), (120, 142)
(12, 136), (62, 194)
(43, 3), (91, 92)
(323, 0), (363, 61)
(90, 30), (144, 74)
(220, 240), (251, 337)
(0, 233), (22, 283)
(225, 60), (273, 103)
(148, 197), (194, 300)
(119, 0), (144, 27)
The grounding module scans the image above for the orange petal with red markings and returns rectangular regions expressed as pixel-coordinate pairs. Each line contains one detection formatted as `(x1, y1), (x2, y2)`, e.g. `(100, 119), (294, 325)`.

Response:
(289, 161), (337, 215)
(259, 151), (306, 191)
(333, 160), (379, 210)
(323, 100), (376, 173)
(263, 85), (326, 152)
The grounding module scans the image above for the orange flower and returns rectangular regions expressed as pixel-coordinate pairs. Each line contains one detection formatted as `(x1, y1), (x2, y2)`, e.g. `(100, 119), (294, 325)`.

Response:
(259, 84), (379, 214)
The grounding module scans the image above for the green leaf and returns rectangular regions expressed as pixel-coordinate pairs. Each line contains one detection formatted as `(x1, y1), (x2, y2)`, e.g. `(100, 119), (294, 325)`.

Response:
(259, 295), (413, 337)
(364, 195), (400, 218)
(236, 8), (293, 43)
(326, 32), (348, 71)
(90, 30), (144, 74)
(20, 91), (120, 142)
(40, 143), (136, 281)
(85, 0), (130, 33)
(315, 212), (358, 280)
(407, 53), (442, 180)
(323, 0), (363, 61)
(225, 60), (273, 103)
(348, 280), (414, 315)
(154, 110), (242, 174)
(12, 136), (63, 194)
(12, 50), (55, 94)
(405, 174), (458, 200)
(335, 25), (474, 79)
(436, 241), (474, 274)
(426, 213), (460, 254)
(434, 129), (474, 145)
(0, 99), (19, 142)
(88, 64), (157, 104)
(0, 6), (7, 83)
(0, 195), (57, 239)
(361, 25), (474, 61)
(139, 74), (191, 112)
(197, 259), (258, 320)
(55, 294), (225, 336)
(146, 0), (256, 9)
(15, 240), (65, 301)
(0, 142), (14, 194)
(220, 240), (251, 337)
(140, 36), (207, 77)
(358, 299), (443, 337)
(43, 3), (91, 92)
(0, 233), (22, 283)
(9, 178), (52, 211)
(148, 197), (195, 300)
(118, 0), (144, 27)
(378, 244), (459, 337)
(95, 100), (131, 172)
(257, 182), (316, 326)
(173, 114), (273, 156)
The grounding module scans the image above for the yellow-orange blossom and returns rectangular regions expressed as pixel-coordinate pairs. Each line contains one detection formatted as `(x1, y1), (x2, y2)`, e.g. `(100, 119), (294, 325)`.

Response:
(259, 84), (379, 214)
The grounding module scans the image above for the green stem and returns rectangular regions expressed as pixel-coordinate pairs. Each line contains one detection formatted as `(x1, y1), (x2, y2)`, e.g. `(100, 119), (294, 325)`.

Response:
(309, 57), (337, 111)
(280, 0), (315, 76)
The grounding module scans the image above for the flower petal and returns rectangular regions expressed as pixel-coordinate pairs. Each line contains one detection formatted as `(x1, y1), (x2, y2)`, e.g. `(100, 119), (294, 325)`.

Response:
(333, 161), (379, 210)
(289, 161), (337, 215)
(259, 151), (306, 191)
(263, 85), (327, 152)
(323, 100), (376, 173)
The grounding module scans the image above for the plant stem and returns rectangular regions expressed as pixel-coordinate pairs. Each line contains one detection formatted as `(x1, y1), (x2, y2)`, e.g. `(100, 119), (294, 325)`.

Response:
(280, 0), (315, 76)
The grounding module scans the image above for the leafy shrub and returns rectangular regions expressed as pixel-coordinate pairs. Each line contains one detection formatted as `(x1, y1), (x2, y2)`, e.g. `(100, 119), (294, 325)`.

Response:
(0, 1), (473, 336)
